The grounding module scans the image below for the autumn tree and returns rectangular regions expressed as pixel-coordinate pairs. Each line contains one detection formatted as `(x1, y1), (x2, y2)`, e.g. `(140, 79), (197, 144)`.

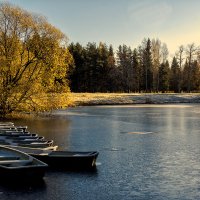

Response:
(185, 43), (198, 92)
(175, 45), (184, 69)
(151, 39), (161, 92)
(0, 3), (73, 117)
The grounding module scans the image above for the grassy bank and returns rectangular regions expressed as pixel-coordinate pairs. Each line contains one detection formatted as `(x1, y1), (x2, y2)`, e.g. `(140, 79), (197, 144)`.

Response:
(5, 93), (200, 119)
(69, 93), (200, 105)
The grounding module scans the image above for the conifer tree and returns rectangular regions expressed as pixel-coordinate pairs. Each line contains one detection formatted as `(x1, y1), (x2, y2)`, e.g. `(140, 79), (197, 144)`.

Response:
(68, 42), (85, 92)
(132, 48), (141, 92)
(142, 38), (153, 92)
(170, 57), (181, 92)
(159, 61), (170, 92)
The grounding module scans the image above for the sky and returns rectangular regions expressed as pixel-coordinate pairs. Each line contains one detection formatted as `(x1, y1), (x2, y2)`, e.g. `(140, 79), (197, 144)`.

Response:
(2, 0), (200, 57)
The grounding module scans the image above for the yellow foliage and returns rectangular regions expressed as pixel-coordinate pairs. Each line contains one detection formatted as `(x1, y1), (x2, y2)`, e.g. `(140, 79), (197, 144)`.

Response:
(16, 92), (73, 113)
(0, 3), (73, 117)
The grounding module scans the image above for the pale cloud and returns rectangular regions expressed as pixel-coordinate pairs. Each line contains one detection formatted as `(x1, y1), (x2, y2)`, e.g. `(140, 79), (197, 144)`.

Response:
(128, 0), (172, 28)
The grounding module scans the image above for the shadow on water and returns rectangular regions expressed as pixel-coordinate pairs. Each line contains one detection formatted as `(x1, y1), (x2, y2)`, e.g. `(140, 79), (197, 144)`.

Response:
(0, 178), (46, 191)
(0, 179), (47, 200)
(47, 165), (98, 173)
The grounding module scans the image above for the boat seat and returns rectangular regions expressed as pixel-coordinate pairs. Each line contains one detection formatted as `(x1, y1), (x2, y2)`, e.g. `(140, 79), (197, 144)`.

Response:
(74, 154), (85, 156)
(39, 153), (49, 155)
(0, 156), (20, 160)
(0, 157), (33, 165)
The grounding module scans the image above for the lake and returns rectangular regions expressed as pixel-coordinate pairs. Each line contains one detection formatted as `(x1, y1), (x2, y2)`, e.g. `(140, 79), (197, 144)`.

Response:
(1, 104), (200, 200)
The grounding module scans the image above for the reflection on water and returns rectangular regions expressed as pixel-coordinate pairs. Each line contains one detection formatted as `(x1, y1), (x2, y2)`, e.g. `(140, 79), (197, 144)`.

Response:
(11, 117), (71, 150)
(2, 104), (200, 200)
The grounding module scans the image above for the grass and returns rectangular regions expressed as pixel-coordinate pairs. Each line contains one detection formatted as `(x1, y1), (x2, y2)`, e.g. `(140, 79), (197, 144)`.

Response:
(68, 92), (200, 105)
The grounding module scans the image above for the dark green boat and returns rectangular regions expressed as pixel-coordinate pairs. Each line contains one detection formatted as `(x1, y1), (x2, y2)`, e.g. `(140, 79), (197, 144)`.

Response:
(0, 145), (48, 180)
(4, 146), (99, 170)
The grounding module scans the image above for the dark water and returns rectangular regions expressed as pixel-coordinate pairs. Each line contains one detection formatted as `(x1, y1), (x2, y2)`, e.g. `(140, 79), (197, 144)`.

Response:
(1, 104), (200, 200)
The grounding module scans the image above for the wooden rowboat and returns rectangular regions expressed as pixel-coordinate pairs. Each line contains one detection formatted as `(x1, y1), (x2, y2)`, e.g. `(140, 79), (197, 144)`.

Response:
(0, 132), (33, 137)
(31, 150), (99, 170)
(0, 139), (54, 148)
(5, 145), (58, 151)
(5, 134), (40, 140)
(0, 145), (48, 180)
(4, 146), (99, 170)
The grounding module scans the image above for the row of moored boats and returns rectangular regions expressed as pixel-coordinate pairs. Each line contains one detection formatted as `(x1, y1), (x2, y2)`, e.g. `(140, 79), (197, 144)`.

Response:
(0, 122), (99, 181)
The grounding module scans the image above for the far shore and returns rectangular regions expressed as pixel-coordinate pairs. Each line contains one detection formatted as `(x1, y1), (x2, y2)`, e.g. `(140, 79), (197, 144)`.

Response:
(69, 93), (200, 106)
(5, 93), (200, 119)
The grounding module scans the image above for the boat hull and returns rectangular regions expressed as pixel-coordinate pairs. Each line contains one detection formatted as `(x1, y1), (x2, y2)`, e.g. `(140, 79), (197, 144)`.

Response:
(0, 165), (46, 180)
(31, 151), (99, 170)
(0, 145), (48, 180)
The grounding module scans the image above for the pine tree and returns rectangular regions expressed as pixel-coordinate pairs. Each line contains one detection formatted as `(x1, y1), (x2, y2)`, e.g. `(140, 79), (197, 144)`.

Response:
(68, 42), (85, 92)
(132, 48), (141, 92)
(190, 60), (200, 91)
(97, 42), (110, 92)
(170, 57), (181, 92)
(159, 61), (170, 92)
(116, 45), (133, 92)
(107, 45), (119, 92)
(142, 38), (153, 92)
(85, 42), (98, 92)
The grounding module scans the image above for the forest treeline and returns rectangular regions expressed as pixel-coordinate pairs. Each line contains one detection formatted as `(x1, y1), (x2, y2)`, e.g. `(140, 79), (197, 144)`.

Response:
(68, 40), (200, 93)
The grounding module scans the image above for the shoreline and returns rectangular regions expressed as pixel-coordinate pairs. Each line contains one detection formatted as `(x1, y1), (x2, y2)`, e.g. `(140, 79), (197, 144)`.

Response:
(5, 93), (200, 119)
(69, 93), (200, 106)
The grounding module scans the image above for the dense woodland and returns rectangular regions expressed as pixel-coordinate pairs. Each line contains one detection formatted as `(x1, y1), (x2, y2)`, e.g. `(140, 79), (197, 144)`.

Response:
(68, 40), (200, 93)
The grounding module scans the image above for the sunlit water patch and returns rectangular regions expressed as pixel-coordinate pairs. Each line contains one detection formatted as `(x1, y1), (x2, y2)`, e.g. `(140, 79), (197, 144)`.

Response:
(120, 131), (155, 135)
(95, 162), (102, 166)
(103, 147), (126, 151)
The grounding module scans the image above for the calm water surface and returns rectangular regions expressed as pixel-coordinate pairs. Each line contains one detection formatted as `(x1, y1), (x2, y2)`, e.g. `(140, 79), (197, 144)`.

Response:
(1, 104), (200, 200)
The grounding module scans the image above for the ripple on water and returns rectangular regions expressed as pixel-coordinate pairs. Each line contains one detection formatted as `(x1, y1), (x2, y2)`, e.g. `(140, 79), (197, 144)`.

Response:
(128, 131), (154, 135)
(103, 147), (126, 151)
(95, 162), (102, 166)
(120, 131), (155, 135)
